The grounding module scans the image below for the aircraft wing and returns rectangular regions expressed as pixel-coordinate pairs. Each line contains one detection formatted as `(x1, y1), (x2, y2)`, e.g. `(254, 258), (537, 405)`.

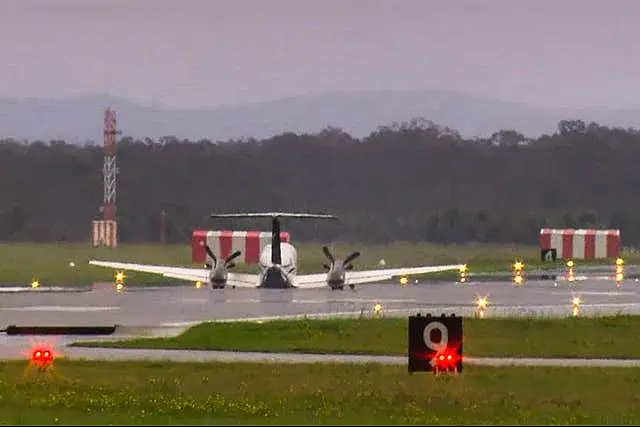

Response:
(293, 272), (397, 288)
(87, 260), (259, 288)
(292, 263), (464, 288)
(226, 272), (261, 288)
(293, 273), (331, 289)
(344, 264), (465, 285)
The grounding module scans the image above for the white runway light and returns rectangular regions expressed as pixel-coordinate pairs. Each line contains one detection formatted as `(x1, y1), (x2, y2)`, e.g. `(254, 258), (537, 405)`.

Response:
(571, 296), (582, 307)
(476, 296), (489, 310)
(571, 294), (582, 317)
(373, 303), (383, 316)
(475, 295), (489, 318)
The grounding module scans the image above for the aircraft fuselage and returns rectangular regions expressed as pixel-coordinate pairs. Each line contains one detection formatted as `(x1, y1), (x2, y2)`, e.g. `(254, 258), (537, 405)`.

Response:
(255, 243), (351, 289)
(258, 243), (298, 288)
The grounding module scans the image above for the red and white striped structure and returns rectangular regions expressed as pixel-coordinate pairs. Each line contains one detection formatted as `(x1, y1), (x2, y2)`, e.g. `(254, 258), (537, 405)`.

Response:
(102, 109), (118, 222)
(192, 230), (291, 264)
(539, 228), (621, 260)
(92, 220), (118, 248)
(91, 109), (120, 248)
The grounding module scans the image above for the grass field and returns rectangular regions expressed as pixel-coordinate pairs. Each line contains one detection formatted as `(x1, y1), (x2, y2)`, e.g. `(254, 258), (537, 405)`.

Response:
(2, 360), (640, 425)
(74, 316), (640, 359)
(0, 241), (631, 285)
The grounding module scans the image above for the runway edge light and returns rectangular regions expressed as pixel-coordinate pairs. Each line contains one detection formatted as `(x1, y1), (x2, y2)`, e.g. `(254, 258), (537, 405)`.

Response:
(566, 259), (575, 282)
(458, 264), (468, 284)
(408, 313), (463, 375)
(512, 259), (524, 285)
(475, 295), (488, 318)
(571, 295), (582, 317)
(615, 257), (624, 285)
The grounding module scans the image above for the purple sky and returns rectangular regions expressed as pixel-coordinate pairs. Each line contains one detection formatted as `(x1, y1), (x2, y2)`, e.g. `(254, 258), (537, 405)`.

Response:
(2, 0), (639, 109)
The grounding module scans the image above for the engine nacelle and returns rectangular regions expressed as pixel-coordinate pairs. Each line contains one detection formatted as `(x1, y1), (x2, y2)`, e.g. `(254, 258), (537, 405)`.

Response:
(204, 247), (241, 290)
(209, 269), (228, 289)
(322, 246), (359, 291)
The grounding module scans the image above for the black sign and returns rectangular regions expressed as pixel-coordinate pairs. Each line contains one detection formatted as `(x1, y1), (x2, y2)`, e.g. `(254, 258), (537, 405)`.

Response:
(408, 313), (463, 374)
(540, 248), (557, 262)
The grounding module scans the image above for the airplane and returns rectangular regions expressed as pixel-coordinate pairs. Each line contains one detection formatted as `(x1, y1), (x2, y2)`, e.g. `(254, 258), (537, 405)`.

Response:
(88, 212), (466, 290)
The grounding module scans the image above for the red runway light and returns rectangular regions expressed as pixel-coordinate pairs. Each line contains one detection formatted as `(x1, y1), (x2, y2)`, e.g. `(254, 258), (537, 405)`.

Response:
(431, 348), (461, 370)
(32, 348), (52, 361)
(30, 347), (54, 367)
(22, 340), (58, 371)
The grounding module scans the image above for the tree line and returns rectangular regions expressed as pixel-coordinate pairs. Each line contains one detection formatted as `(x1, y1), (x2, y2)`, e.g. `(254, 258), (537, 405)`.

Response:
(1, 118), (639, 246)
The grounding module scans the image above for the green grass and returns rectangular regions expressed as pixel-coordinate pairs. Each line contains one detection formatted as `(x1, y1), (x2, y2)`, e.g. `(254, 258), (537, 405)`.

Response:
(2, 360), (640, 425)
(75, 316), (640, 359)
(0, 241), (631, 286)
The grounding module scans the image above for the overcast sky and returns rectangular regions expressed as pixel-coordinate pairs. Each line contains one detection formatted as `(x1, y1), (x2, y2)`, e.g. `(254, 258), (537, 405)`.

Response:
(2, 0), (639, 110)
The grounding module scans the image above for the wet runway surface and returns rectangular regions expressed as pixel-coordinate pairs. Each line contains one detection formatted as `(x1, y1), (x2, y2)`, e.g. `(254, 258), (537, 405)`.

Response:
(1, 279), (640, 327)
(2, 278), (640, 364)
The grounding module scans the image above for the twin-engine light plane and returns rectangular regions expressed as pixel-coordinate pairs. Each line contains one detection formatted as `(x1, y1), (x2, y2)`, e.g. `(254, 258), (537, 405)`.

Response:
(89, 212), (465, 290)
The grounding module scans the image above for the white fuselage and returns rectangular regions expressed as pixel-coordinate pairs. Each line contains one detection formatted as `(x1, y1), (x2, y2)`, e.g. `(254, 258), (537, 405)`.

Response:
(258, 243), (298, 287)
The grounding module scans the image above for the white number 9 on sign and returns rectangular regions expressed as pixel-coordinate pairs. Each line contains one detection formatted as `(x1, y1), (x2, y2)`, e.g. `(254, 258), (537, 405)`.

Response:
(423, 321), (448, 351)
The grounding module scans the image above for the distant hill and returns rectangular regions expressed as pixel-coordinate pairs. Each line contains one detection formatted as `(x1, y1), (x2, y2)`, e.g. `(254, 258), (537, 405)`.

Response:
(1, 90), (640, 143)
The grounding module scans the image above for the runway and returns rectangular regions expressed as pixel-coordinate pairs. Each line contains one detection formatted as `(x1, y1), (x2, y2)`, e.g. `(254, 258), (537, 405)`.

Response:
(1, 278), (639, 327)
(2, 278), (640, 366)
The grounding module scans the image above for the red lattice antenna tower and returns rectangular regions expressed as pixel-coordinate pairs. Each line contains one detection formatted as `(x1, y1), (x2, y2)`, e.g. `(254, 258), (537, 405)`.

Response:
(102, 109), (120, 221)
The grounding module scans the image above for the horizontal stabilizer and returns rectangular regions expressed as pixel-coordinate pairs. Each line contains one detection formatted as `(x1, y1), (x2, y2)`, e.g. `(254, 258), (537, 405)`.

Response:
(211, 212), (337, 220)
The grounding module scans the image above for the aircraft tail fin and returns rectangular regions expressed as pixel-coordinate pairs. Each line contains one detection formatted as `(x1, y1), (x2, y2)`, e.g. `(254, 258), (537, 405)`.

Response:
(210, 212), (337, 265)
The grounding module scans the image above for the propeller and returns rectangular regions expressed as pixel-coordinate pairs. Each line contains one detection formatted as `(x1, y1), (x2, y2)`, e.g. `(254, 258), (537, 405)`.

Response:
(204, 245), (242, 288)
(322, 246), (335, 270)
(343, 251), (361, 269)
(223, 250), (242, 269)
(322, 246), (360, 270)
(205, 246), (241, 270)
(205, 245), (217, 269)
(322, 246), (361, 290)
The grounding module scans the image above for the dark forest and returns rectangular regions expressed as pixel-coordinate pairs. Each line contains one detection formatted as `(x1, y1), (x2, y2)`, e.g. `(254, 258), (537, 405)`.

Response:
(1, 118), (637, 245)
